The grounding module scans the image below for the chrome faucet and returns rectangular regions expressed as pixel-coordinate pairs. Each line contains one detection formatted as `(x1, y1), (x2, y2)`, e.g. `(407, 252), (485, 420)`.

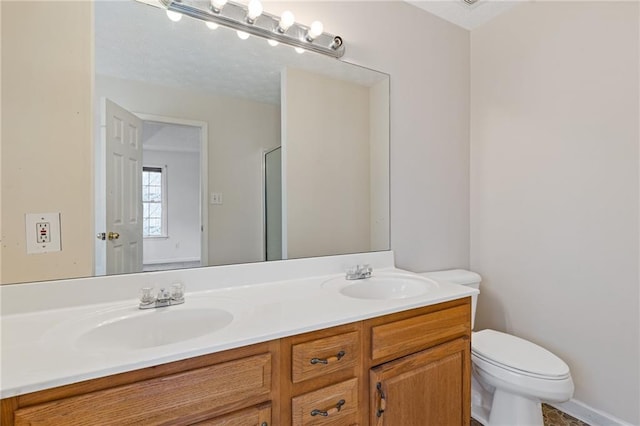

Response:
(346, 264), (372, 280)
(139, 283), (185, 309)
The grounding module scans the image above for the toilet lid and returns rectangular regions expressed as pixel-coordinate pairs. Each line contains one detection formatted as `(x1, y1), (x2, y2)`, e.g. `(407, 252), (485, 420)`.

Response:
(472, 329), (570, 379)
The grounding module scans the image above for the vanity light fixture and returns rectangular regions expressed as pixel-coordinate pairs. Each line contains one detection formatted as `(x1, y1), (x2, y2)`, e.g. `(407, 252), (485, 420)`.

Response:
(148, 0), (345, 58)
(245, 0), (263, 24)
(305, 20), (323, 42)
(267, 39), (279, 47)
(210, 0), (227, 13)
(277, 11), (295, 33)
(205, 21), (219, 30)
(237, 30), (250, 39)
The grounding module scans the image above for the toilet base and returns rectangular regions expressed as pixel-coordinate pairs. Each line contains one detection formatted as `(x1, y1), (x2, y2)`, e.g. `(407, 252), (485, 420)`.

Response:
(472, 373), (545, 426)
(487, 389), (543, 426)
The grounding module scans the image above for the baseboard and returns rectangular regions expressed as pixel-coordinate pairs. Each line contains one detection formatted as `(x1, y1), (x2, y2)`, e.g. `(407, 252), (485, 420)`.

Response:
(550, 399), (636, 426)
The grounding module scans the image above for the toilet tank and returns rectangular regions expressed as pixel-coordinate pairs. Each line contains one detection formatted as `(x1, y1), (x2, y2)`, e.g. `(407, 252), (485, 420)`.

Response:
(419, 269), (481, 329)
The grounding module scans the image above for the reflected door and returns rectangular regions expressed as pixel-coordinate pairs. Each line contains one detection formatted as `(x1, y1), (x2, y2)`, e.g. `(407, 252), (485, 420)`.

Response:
(264, 147), (282, 261)
(104, 98), (143, 274)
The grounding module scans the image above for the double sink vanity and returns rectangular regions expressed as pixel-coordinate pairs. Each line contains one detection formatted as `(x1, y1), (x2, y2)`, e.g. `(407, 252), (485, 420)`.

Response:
(1, 252), (477, 425)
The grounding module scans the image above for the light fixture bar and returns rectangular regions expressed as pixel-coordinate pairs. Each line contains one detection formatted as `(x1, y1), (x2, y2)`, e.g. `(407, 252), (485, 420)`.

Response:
(152, 0), (345, 58)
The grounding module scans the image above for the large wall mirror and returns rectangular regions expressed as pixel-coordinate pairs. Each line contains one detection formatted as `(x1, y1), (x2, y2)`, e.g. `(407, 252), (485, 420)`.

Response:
(0, 0), (389, 285)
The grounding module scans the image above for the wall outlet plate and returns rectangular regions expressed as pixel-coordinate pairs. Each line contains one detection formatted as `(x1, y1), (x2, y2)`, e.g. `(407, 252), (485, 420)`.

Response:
(26, 213), (61, 254)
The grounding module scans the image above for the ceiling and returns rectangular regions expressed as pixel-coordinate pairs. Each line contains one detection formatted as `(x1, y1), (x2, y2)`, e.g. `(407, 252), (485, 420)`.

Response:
(407, 0), (525, 30)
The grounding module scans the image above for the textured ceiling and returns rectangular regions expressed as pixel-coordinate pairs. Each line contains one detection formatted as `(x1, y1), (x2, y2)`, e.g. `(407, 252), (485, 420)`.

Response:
(407, 0), (525, 30)
(95, 1), (387, 105)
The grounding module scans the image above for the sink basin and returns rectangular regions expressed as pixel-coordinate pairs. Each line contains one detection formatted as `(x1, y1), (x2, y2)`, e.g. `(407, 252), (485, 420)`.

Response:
(76, 307), (233, 351)
(322, 273), (437, 300)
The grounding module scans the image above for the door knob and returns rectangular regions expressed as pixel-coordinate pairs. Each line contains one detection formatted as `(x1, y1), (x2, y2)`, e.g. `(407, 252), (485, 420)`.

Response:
(96, 233), (106, 241)
(108, 232), (120, 240)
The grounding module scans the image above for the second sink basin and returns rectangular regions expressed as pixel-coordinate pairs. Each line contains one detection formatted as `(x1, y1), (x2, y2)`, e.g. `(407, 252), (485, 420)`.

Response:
(322, 273), (438, 300)
(76, 307), (233, 351)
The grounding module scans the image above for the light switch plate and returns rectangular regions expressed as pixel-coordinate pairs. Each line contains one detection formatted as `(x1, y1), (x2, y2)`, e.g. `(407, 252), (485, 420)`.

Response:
(26, 213), (61, 254)
(210, 192), (223, 205)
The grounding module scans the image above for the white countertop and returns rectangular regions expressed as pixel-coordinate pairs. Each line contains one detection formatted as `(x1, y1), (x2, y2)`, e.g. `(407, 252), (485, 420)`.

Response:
(0, 258), (476, 399)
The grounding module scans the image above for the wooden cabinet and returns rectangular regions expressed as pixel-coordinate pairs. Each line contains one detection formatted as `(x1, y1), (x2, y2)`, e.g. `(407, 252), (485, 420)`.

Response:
(291, 378), (359, 426)
(364, 299), (472, 426)
(280, 323), (362, 425)
(369, 338), (470, 426)
(193, 403), (271, 425)
(1, 342), (277, 426)
(291, 331), (360, 384)
(0, 298), (471, 426)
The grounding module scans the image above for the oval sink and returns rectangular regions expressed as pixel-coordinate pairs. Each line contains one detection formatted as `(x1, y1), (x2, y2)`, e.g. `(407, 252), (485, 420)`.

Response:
(322, 273), (437, 300)
(76, 307), (233, 351)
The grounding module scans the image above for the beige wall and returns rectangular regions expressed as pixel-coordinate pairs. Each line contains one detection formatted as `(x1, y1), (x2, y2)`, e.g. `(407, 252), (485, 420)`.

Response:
(96, 75), (280, 267)
(1, 1), (94, 284)
(370, 79), (390, 252)
(470, 2), (639, 423)
(283, 68), (371, 258)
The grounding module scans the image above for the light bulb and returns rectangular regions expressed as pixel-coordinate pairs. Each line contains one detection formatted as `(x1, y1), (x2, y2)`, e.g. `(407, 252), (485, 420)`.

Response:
(268, 39), (279, 47)
(278, 11), (295, 33)
(206, 21), (219, 30)
(166, 10), (182, 22)
(309, 21), (323, 38)
(247, 0), (263, 21)
(295, 47), (305, 54)
(237, 30), (250, 40)
(210, 0), (227, 12)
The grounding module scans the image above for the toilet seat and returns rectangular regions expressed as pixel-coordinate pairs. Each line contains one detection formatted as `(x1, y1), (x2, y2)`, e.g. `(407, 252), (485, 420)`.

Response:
(472, 330), (570, 380)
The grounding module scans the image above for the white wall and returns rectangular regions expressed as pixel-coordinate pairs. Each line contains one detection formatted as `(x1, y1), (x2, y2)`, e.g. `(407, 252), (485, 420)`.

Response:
(142, 149), (201, 265)
(271, 1), (471, 271)
(470, 2), (639, 424)
(95, 75), (280, 267)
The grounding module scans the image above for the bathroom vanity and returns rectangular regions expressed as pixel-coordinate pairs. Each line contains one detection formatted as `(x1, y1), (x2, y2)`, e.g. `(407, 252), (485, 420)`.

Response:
(0, 253), (476, 425)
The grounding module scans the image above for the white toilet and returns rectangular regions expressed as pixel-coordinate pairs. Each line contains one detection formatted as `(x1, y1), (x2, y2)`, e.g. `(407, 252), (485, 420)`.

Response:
(423, 270), (574, 426)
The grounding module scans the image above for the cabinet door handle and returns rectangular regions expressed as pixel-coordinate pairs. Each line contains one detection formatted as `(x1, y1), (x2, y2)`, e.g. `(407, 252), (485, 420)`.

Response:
(310, 350), (346, 365)
(376, 382), (386, 418)
(310, 399), (346, 417)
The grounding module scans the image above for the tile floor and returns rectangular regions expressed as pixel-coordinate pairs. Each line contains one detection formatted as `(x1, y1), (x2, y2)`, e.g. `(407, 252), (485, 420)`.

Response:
(470, 404), (590, 426)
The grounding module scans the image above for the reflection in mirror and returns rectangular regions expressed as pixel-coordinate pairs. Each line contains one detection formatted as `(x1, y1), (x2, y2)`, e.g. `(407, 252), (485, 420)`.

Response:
(0, 0), (389, 285)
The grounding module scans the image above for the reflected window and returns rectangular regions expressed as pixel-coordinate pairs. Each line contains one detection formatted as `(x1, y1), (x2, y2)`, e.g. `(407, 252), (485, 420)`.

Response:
(142, 166), (167, 237)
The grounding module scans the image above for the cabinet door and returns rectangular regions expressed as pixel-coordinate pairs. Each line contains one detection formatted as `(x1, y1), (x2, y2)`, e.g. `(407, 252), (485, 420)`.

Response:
(370, 337), (470, 426)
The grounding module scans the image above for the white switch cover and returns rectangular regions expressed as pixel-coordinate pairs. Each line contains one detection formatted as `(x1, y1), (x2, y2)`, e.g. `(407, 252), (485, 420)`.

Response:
(26, 213), (61, 254)
(210, 192), (223, 205)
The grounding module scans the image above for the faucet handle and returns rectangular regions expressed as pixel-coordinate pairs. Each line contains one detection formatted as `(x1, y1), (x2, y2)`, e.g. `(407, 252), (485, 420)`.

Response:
(171, 282), (185, 301)
(139, 287), (156, 304)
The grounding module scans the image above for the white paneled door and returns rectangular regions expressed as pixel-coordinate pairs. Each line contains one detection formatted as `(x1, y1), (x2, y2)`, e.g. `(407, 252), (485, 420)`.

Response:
(103, 98), (143, 275)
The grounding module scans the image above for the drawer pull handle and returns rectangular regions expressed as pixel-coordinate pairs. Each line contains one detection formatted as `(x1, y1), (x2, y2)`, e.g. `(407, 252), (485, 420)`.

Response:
(310, 399), (346, 417)
(376, 382), (386, 418)
(310, 350), (346, 365)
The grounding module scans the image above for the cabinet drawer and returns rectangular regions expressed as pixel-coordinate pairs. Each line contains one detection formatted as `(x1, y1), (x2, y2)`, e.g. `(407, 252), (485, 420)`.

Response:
(193, 403), (271, 425)
(292, 331), (359, 383)
(371, 304), (469, 362)
(291, 378), (359, 426)
(14, 353), (271, 425)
